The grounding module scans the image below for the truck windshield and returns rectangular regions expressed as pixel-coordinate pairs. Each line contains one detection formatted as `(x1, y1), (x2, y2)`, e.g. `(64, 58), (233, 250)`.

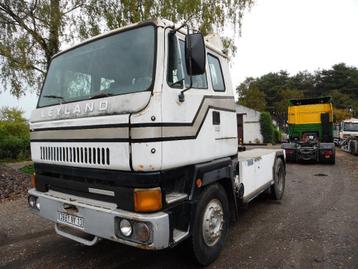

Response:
(343, 122), (358, 131)
(38, 25), (155, 108)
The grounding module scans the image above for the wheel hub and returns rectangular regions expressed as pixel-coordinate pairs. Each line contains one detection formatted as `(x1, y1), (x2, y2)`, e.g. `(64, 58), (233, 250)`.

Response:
(202, 199), (224, 246)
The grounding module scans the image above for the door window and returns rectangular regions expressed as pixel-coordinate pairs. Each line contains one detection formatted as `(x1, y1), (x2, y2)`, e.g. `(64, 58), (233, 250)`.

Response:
(167, 33), (207, 89)
(208, 54), (225, 92)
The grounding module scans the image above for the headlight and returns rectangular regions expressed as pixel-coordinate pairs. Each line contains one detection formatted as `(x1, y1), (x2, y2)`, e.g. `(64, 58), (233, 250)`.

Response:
(119, 219), (132, 237)
(28, 196), (37, 208)
(35, 200), (41, 210)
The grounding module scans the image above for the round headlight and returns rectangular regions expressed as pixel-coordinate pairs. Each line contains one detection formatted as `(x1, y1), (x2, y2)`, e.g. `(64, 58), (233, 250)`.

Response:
(28, 196), (37, 208)
(35, 200), (40, 210)
(120, 219), (132, 237)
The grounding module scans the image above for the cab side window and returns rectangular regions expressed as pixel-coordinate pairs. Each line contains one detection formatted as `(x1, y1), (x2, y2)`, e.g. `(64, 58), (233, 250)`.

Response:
(167, 33), (208, 89)
(208, 54), (225, 92)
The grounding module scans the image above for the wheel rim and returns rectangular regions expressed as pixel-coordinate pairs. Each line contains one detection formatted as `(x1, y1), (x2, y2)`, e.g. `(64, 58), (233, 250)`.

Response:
(202, 198), (224, 247)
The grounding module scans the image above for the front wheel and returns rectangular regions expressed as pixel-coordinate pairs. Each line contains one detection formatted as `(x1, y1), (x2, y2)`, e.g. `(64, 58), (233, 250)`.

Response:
(270, 158), (285, 200)
(190, 184), (229, 266)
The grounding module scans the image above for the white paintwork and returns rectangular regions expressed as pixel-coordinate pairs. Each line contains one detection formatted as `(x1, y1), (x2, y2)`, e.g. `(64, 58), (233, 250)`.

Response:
(157, 28), (237, 170)
(31, 91), (151, 123)
(31, 142), (130, 170)
(238, 149), (279, 198)
(236, 105), (263, 144)
(339, 117), (358, 139)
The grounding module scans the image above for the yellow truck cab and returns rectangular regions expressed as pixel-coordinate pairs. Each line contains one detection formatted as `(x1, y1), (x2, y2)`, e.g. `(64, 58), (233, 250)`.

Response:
(282, 97), (335, 164)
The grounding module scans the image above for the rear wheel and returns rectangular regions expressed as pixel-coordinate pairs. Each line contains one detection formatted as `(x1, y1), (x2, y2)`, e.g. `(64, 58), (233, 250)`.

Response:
(271, 158), (285, 200)
(190, 184), (229, 266)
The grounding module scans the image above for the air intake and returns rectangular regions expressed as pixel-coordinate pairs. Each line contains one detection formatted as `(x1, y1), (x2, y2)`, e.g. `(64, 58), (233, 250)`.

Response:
(40, 146), (110, 166)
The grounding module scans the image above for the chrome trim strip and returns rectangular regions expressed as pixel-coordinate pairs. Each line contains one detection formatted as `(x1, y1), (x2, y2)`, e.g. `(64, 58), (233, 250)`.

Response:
(88, 188), (115, 197)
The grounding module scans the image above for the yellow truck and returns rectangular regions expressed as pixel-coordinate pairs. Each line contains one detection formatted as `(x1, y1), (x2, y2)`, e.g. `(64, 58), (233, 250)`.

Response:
(282, 97), (335, 164)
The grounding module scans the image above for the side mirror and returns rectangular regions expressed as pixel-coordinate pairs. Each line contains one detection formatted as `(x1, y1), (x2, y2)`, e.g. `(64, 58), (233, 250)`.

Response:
(185, 33), (206, 76)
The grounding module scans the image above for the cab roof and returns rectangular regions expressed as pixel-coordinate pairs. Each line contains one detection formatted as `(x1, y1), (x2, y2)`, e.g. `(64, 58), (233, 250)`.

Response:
(288, 96), (332, 106)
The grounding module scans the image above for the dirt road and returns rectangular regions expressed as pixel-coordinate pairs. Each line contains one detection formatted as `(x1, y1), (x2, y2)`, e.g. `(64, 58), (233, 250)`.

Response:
(0, 149), (357, 268)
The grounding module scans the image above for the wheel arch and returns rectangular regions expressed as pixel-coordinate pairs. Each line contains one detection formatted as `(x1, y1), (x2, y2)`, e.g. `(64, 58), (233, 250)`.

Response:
(191, 157), (239, 224)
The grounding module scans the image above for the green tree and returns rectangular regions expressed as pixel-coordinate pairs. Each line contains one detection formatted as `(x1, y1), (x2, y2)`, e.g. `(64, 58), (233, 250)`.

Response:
(315, 63), (358, 100)
(0, 106), (26, 122)
(334, 108), (352, 123)
(237, 79), (266, 111)
(260, 112), (274, 144)
(273, 88), (304, 128)
(238, 63), (358, 126)
(0, 106), (29, 160)
(289, 71), (315, 96)
(0, 0), (254, 97)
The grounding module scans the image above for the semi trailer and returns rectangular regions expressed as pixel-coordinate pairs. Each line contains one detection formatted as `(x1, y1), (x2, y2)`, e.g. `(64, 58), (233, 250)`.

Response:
(339, 118), (358, 155)
(27, 18), (286, 265)
(282, 97), (336, 164)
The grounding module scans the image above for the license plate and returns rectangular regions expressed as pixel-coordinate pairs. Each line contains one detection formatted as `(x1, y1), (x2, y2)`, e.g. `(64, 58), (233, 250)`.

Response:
(57, 212), (84, 229)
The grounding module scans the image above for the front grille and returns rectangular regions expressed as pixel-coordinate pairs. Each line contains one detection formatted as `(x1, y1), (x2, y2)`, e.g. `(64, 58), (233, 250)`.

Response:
(40, 146), (110, 166)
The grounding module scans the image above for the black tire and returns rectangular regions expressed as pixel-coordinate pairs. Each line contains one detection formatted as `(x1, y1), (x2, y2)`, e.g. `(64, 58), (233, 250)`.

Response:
(190, 184), (229, 266)
(270, 158), (285, 200)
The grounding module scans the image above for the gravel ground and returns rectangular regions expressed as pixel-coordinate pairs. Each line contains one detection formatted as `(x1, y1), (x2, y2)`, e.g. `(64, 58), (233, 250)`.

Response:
(0, 164), (31, 202)
(0, 149), (357, 269)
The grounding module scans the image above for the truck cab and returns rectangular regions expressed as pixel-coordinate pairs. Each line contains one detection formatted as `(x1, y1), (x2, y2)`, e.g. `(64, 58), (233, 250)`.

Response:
(282, 97), (336, 164)
(339, 118), (358, 155)
(28, 19), (286, 265)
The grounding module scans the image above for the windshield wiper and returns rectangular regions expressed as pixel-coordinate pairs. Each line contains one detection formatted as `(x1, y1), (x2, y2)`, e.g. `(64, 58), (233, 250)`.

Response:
(43, 95), (64, 100)
(89, 92), (114, 100)
(169, 78), (185, 87)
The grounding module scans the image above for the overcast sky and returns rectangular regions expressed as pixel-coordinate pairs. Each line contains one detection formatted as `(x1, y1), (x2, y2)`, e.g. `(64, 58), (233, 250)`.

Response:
(1, 0), (358, 119)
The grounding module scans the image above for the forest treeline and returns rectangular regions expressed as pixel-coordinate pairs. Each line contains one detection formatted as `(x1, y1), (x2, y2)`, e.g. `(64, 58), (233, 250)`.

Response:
(236, 63), (358, 128)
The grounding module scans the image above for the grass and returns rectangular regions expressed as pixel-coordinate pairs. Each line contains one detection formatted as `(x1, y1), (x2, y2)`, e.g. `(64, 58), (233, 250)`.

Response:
(19, 164), (35, 175)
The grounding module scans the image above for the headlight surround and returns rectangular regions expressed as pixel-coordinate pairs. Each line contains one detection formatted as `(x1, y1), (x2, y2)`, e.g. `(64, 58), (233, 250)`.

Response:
(115, 218), (153, 244)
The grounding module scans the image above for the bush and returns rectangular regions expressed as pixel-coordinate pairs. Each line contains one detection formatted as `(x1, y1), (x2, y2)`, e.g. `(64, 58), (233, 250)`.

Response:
(273, 128), (282, 144)
(0, 120), (30, 161)
(260, 112), (274, 144)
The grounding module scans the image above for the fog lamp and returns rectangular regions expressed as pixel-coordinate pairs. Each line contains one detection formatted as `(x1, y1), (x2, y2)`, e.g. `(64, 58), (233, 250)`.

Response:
(120, 219), (132, 237)
(135, 222), (151, 242)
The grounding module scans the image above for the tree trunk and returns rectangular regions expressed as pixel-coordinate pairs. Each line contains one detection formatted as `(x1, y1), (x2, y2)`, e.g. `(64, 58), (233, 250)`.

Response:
(47, 0), (61, 69)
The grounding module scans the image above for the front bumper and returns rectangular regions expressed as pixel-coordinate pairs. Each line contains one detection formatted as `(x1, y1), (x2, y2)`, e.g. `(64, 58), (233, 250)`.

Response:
(28, 189), (170, 250)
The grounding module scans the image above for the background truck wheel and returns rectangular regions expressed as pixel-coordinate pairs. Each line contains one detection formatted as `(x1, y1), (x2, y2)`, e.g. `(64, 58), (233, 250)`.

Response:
(190, 184), (229, 266)
(270, 158), (285, 200)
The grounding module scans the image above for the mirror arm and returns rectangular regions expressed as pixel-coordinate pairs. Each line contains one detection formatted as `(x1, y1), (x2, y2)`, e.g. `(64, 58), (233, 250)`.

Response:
(178, 77), (192, 102)
(178, 25), (193, 103)
(171, 22), (187, 34)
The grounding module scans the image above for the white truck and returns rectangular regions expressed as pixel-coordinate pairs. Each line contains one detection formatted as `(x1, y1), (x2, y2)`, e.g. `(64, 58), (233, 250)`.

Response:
(27, 19), (286, 265)
(339, 118), (358, 155)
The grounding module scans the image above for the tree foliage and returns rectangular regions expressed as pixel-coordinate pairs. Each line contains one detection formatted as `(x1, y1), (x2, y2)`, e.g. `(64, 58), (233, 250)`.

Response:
(0, 106), (26, 122)
(237, 78), (266, 111)
(237, 63), (358, 127)
(0, 0), (253, 97)
(0, 106), (29, 160)
(259, 112), (273, 144)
